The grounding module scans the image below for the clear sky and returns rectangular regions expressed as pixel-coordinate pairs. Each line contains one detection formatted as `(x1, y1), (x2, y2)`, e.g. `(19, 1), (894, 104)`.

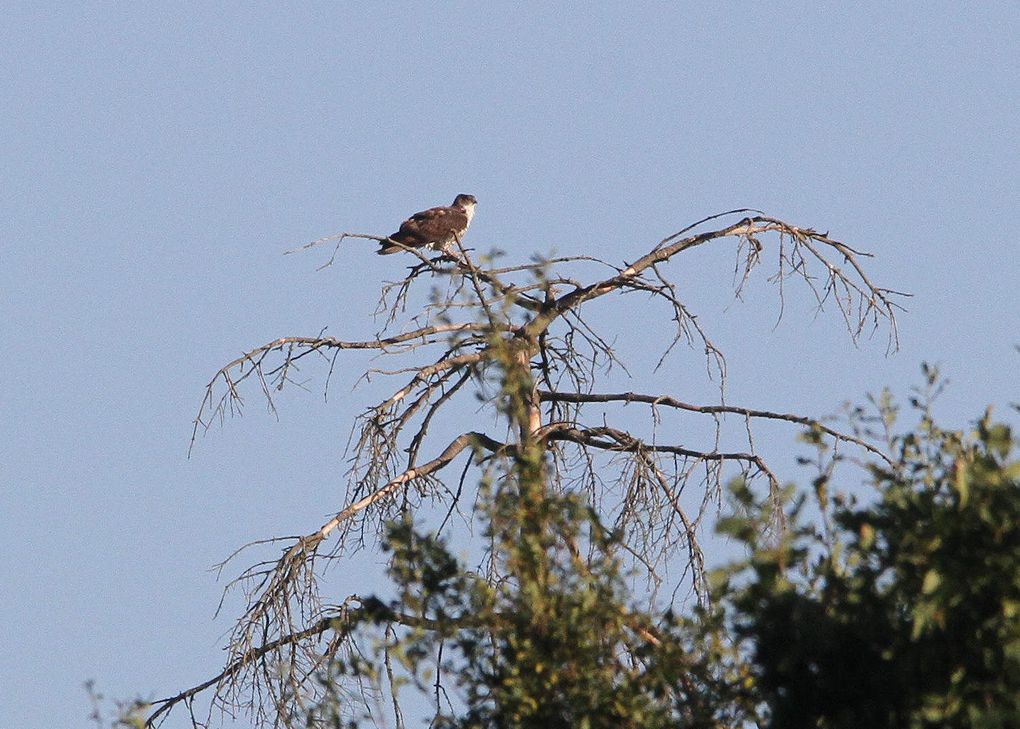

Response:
(2, 3), (1018, 728)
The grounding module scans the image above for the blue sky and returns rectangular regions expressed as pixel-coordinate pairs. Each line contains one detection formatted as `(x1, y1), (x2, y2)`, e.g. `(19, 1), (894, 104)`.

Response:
(2, 3), (1018, 727)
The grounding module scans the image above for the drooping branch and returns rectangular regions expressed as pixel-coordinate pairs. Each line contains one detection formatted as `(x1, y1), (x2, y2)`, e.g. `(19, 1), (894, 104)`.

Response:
(190, 324), (498, 454)
(147, 614), (341, 728)
(538, 389), (892, 465)
(544, 423), (781, 494)
(146, 593), (488, 728)
(153, 430), (507, 728)
(631, 448), (707, 603)
(523, 216), (906, 350)
(237, 430), (505, 629)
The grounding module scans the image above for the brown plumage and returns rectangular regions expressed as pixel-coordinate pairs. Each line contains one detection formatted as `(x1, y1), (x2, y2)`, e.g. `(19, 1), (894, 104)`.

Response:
(378, 194), (477, 255)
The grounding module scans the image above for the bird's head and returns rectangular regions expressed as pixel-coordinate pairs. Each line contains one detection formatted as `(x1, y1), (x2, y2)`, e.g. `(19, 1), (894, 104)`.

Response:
(452, 194), (477, 210)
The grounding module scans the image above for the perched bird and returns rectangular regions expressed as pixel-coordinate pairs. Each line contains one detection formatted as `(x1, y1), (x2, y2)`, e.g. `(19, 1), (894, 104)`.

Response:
(378, 194), (477, 255)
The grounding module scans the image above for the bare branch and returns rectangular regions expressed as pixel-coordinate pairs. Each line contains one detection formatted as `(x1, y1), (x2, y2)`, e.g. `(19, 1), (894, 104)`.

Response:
(544, 424), (780, 492)
(524, 215), (905, 351)
(189, 324), (496, 455)
(147, 614), (338, 727)
(538, 390), (891, 465)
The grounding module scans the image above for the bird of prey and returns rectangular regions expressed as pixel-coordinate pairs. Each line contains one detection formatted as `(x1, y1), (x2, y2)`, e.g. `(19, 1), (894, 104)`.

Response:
(378, 194), (477, 255)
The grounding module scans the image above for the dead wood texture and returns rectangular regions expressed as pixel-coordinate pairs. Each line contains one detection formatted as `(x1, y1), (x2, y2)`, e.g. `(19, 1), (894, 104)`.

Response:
(150, 211), (906, 728)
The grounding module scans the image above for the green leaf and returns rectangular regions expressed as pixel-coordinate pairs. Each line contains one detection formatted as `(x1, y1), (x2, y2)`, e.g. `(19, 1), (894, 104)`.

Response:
(953, 459), (970, 507)
(859, 522), (875, 550)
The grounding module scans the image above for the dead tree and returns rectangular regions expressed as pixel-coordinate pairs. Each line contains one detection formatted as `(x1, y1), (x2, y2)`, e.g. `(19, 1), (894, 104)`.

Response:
(148, 209), (906, 727)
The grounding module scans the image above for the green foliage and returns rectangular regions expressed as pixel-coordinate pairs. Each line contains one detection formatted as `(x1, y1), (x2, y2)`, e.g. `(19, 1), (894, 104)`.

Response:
(316, 488), (756, 728)
(311, 337), (751, 728)
(85, 681), (148, 729)
(311, 359), (1020, 729)
(714, 390), (1020, 728)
